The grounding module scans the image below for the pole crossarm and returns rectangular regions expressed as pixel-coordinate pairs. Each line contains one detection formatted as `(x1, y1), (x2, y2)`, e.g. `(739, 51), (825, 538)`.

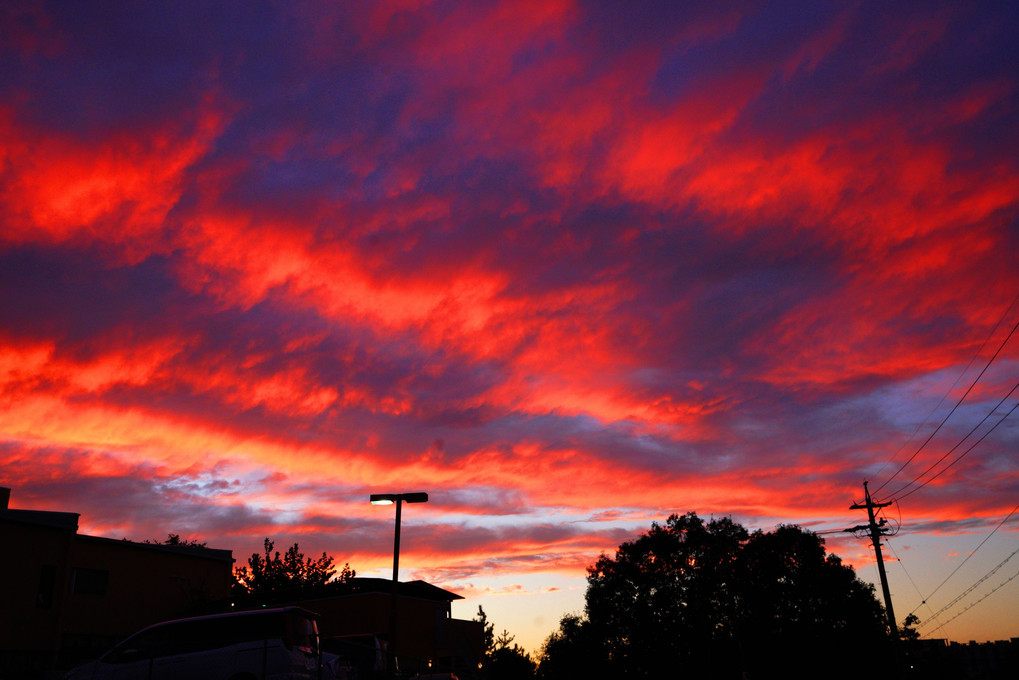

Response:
(850, 500), (893, 510)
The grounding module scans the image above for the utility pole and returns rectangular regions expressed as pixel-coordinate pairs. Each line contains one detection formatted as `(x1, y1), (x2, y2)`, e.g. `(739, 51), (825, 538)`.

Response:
(849, 481), (898, 639)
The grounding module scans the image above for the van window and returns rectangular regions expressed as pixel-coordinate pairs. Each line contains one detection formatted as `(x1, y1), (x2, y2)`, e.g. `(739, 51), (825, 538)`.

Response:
(99, 608), (320, 665)
(104, 627), (173, 662)
(285, 611), (319, 655)
(165, 618), (244, 655)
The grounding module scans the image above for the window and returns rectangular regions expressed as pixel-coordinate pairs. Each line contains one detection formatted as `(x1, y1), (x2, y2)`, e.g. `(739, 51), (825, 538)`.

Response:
(70, 567), (109, 595)
(105, 627), (174, 662)
(285, 611), (319, 655)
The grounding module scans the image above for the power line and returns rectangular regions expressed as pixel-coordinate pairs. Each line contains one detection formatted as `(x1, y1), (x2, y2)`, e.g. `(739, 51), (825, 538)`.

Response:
(887, 391), (1019, 503)
(906, 503), (1019, 620)
(880, 501), (902, 537)
(886, 542), (946, 638)
(871, 290), (1019, 485)
(887, 542), (921, 598)
(919, 562), (1019, 633)
(918, 545), (1019, 629)
(931, 567), (1019, 631)
(873, 311), (1019, 496)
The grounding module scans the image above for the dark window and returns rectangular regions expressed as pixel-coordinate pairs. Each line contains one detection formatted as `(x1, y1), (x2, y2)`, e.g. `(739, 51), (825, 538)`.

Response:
(104, 610), (319, 662)
(70, 567), (108, 595)
(286, 611), (319, 655)
(37, 565), (56, 608)
(168, 619), (239, 654)
(105, 627), (173, 662)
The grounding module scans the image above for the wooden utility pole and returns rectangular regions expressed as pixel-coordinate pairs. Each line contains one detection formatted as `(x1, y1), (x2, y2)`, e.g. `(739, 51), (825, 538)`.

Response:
(849, 481), (898, 639)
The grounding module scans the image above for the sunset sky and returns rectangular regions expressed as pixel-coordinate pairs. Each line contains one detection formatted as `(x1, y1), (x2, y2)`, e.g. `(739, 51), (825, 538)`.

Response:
(2, 0), (1018, 653)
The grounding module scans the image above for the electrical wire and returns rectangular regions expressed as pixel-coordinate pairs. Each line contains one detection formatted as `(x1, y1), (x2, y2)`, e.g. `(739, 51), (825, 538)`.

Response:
(872, 310), (1019, 496)
(918, 563), (1019, 632)
(905, 503), (1019, 619)
(870, 290), (1019, 485)
(846, 295), (1019, 639)
(888, 392), (1019, 503)
(886, 542), (947, 639)
(886, 543), (919, 595)
(918, 545), (1019, 628)
(880, 502), (902, 537)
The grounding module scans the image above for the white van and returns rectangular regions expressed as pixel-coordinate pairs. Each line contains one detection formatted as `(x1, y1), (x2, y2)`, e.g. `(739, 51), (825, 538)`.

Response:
(64, 606), (323, 680)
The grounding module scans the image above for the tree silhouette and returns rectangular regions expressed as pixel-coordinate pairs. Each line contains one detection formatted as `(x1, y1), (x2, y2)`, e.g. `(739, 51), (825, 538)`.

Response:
(535, 614), (599, 680)
(232, 537), (354, 597)
(144, 533), (208, 547)
(735, 523), (891, 678)
(475, 605), (535, 680)
(475, 605), (496, 656)
(900, 613), (921, 640)
(539, 513), (890, 680)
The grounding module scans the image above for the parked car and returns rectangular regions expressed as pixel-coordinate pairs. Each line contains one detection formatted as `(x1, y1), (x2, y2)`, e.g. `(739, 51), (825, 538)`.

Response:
(63, 606), (324, 680)
(324, 650), (367, 680)
(320, 634), (390, 679)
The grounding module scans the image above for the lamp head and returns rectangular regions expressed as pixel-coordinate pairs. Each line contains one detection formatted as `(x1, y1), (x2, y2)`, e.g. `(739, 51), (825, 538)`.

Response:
(370, 492), (428, 505)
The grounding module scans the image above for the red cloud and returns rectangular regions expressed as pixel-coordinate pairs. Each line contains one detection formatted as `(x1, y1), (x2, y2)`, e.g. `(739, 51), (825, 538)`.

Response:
(0, 98), (232, 258)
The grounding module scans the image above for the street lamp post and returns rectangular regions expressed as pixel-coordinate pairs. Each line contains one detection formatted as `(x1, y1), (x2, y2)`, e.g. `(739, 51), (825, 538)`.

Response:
(370, 492), (428, 676)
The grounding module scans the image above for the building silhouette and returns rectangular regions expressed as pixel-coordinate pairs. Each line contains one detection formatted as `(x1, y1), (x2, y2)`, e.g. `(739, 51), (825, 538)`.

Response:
(0, 487), (234, 677)
(234, 577), (485, 677)
(1, 487), (484, 679)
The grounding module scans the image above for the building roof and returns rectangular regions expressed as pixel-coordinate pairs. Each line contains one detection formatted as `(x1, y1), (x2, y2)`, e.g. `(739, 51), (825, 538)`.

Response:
(77, 533), (234, 562)
(231, 577), (465, 608)
(0, 486), (232, 562)
(347, 577), (464, 601)
(0, 507), (80, 531)
(0, 486), (79, 530)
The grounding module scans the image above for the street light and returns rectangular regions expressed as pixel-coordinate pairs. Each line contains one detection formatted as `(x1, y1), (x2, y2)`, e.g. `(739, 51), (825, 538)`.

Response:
(370, 492), (428, 675)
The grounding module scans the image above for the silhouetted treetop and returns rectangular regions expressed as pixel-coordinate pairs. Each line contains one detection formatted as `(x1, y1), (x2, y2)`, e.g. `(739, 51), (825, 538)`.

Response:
(536, 614), (599, 680)
(475, 605), (535, 680)
(232, 538), (354, 598)
(540, 513), (890, 680)
(144, 533), (208, 548)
